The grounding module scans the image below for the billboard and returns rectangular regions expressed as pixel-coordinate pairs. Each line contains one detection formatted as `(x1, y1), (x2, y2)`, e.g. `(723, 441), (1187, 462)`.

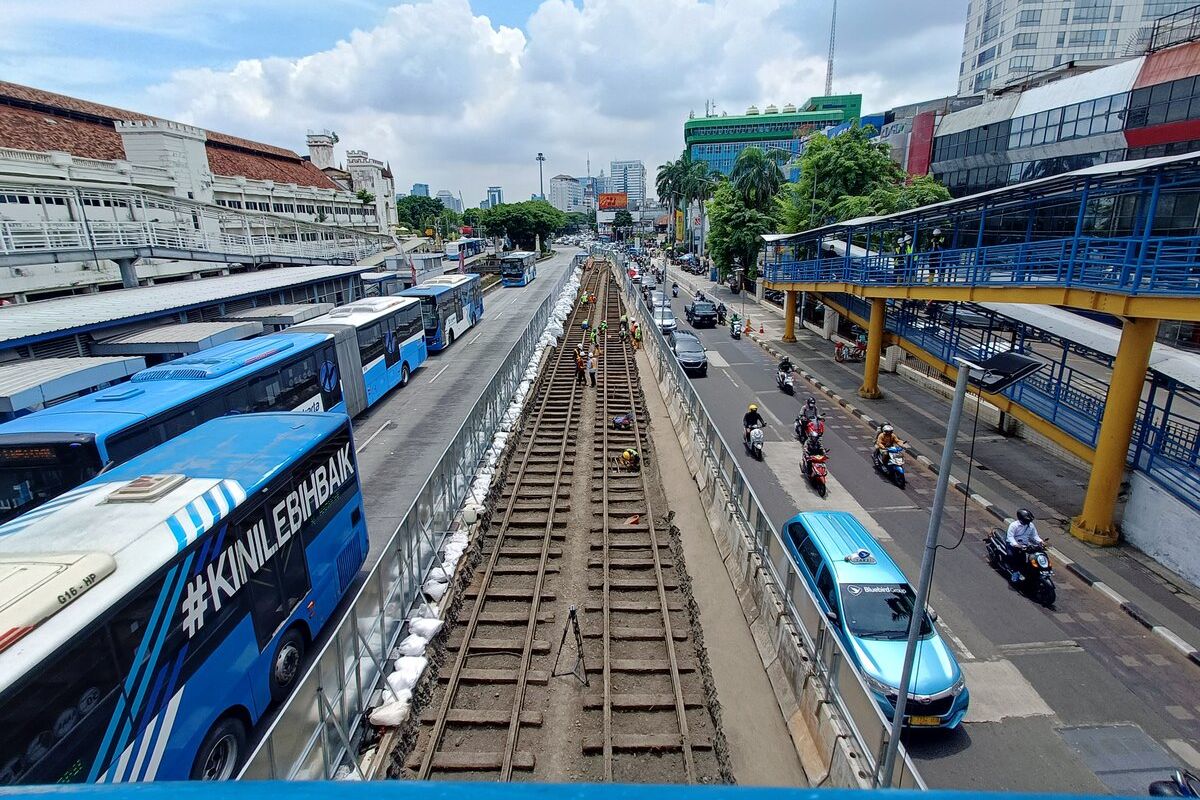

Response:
(598, 192), (628, 210)
(675, 210), (684, 243)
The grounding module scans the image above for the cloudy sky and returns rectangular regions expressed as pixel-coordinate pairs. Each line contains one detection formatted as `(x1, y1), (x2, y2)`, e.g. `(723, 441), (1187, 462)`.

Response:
(1, 0), (967, 204)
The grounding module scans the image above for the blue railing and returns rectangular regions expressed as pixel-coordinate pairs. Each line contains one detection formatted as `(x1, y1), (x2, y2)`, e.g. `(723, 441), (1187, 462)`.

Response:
(765, 235), (1200, 296)
(824, 293), (1200, 510)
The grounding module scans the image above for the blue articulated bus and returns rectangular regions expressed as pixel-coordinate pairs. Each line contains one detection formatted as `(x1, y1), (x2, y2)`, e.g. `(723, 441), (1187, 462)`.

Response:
(287, 296), (427, 410)
(499, 251), (538, 287)
(0, 412), (368, 783)
(400, 273), (484, 351)
(0, 334), (345, 526)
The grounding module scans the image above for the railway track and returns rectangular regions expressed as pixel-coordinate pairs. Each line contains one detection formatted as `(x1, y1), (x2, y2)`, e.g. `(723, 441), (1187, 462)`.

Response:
(403, 260), (722, 783)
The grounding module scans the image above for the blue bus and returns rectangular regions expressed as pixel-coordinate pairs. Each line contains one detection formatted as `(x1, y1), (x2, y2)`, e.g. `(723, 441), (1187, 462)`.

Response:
(499, 251), (537, 287)
(0, 334), (345, 526)
(400, 273), (484, 351)
(288, 296), (427, 410)
(0, 412), (368, 783)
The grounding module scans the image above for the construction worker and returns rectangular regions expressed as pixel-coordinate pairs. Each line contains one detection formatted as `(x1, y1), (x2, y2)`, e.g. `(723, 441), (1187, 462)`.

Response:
(619, 313), (629, 334)
(633, 323), (643, 351)
(620, 448), (641, 471)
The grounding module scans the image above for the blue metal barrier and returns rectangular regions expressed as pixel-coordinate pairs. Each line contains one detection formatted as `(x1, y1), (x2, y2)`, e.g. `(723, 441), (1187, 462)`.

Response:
(765, 234), (1200, 296)
(822, 293), (1200, 510)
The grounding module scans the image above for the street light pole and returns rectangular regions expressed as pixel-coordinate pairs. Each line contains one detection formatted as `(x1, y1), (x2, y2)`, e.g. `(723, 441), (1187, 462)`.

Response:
(877, 360), (973, 787)
(536, 152), (546, 200)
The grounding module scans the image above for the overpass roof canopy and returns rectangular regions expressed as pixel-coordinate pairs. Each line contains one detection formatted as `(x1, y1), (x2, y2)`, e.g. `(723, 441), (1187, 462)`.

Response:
(0, 265), (370, 348)
(0, 355), (145, 413)
(761, 149), (1200, 245)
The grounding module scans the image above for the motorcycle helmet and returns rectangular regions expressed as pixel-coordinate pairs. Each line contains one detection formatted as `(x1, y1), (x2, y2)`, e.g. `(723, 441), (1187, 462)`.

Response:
(748, 403), (758, 412)
(1017, 508), (1034, 524)
(881, 424), (894, 433)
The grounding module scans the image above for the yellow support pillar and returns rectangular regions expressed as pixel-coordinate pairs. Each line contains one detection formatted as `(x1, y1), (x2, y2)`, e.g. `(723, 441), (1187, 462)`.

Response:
(783, 290), (798, 342)
(858, 298), (886, 399)
(1071, 316), (1159, 546)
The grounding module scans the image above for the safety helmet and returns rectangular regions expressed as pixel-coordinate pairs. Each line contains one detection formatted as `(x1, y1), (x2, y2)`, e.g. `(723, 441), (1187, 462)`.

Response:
(933, 227), (942, 235)
(882, 424), (894, 433)
(1017, 508), (1035, 524)
(748, 403), (759, 412)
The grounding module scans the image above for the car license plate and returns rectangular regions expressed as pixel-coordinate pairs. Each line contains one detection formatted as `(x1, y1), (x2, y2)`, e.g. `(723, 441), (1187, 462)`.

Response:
(909, 715), (941, 727)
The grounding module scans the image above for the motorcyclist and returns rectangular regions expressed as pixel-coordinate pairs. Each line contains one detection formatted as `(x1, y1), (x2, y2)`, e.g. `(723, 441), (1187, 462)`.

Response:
(874, 424), (905, 464)
(716, 302), (727, 323)
(799, 395), (819, 432)
(1005, 509), (1045, 580)
(730, 311), (741, 332)
(804, 430), (825, 459)
(743, 403), (765, 442)
(672, 281), (679, 297)
(778, 356), (794, 375)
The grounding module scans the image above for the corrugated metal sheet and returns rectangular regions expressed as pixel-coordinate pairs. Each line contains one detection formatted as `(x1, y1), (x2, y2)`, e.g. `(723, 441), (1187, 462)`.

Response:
(0, 356), (145, 412)
(1013, 58), (1144, 118)
(91, 321), (263, 355)
(935, 95), (1019, 136)
(0, 266), (368, 347)
(1135, 39), (1200, 89)
(219, 303), (334, 324)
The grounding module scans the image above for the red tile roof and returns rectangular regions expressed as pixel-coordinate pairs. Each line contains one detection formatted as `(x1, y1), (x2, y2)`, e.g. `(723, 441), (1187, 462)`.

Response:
(0, 81), (340, 190)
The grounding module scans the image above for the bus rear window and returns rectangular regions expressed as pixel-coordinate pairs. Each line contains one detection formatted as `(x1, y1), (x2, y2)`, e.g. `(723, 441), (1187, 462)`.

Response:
(0, 441), (103, 525)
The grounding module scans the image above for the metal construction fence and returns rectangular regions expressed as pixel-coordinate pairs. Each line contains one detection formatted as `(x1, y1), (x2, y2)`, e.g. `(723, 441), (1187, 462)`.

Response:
(601, 250), (925, 789)
(239, 256), (581, 780)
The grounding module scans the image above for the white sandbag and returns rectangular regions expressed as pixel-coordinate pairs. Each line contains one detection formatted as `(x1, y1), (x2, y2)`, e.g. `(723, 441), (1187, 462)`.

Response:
(423, 578), (448, 601)
(397, 633), (428, 657)
(390, 655), (428, 691)
(413, 601), (439, 619)
(333, 764), (363, 780)
(408, 615), (444, 639)
(368, 687), (412, 727)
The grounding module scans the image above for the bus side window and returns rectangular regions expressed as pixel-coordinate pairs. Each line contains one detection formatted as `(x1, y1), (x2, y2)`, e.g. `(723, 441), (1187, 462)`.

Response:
(249, 493), (311, 649)
(357, 321), (385, 365)
(157, 394), (226, 443)
(105, 425), (162, 465)
(0, 630), (122, 784)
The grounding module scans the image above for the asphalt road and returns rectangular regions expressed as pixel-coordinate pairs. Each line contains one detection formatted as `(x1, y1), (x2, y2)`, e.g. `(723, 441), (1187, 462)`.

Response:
(654, 260), (1200, 793)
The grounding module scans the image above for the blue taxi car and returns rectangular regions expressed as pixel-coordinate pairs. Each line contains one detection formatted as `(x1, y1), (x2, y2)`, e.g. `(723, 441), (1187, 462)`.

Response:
(782, 510), (969, 728)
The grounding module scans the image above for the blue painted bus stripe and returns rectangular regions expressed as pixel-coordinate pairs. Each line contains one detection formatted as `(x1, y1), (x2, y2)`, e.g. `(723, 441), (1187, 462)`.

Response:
(185, 503), (205, 542)
(166, 516), (188, 551)
(89, 563), (182, 781)
(132, 649), (185, 781)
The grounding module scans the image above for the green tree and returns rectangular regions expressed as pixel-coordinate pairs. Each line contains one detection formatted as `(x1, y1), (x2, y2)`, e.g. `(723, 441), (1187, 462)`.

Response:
(481, 200), (566, 251)
(461, 207), (483, 229)
(680, 158), (719, 257)
(776, 124), (915, 231)
(730, 145), (788, 210)
(562, 211), (594, 233)
(396, 195), (446, 232)
(705, 181), (775, 281)
(612, 209), (635, 241)
(355, 188), (376, 207)
(437, 207), (462, 239)
(656, 156), (687, 243)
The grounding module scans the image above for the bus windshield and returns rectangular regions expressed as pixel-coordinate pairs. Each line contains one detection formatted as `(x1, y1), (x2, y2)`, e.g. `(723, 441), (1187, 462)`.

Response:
(0, 439), (102, 525)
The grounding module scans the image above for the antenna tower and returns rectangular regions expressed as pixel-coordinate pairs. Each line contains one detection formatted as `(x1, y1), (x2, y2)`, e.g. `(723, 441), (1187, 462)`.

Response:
(825, 0), (837, 96)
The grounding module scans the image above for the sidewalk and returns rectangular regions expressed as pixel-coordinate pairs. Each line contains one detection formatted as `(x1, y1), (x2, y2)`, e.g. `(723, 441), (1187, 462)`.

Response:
(663, 260), (1200, 662)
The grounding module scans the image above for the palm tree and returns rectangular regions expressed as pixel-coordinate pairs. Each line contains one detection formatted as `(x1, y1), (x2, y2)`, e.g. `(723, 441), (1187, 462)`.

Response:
(730, 146), (788, 209)
(656, 157), (685, 247)
(680, 158), (718, 258)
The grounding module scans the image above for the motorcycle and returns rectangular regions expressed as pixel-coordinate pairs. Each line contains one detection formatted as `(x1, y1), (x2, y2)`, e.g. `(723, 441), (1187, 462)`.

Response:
(1150, 770), (1199, 797)
(716, 307), (727, 325)
(776, 369), (795, 395)
(671, 285), (679, 298)
(730, 318), (742, 339)
(744, 425), (765, 460)
(801, 446), (830, 498)
(985, 530), (1056, 607)
(834, 339), (867, 363)
(795, 412), (825, 441)
(873, 444), (907, 489)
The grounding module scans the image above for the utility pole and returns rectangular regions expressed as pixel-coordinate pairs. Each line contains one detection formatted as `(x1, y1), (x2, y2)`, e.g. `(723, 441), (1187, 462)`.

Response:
(825, 0), (837, 96)
(536, 152), (546, 200)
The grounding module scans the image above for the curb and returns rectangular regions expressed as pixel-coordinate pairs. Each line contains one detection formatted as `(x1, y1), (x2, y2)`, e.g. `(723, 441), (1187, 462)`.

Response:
(742, 327), (1200, 670)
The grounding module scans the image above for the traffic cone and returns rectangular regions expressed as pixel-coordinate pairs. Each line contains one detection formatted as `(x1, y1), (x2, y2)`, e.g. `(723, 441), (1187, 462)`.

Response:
(759, 323), (765, 334)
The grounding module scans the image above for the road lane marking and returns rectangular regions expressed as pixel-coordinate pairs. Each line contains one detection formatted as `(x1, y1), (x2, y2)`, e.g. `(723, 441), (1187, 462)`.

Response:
(355, 420), (393, 453)
(937, 620), (977, 661)
(428, 364), (451, 384)
(467, 331), (485, 345)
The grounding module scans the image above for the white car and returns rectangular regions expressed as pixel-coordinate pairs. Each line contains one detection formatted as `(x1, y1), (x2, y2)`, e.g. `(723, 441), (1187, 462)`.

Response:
(653, 306), (677, 335)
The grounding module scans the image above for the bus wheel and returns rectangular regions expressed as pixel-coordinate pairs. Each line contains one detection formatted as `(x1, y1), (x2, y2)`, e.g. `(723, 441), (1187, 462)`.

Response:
(400, 364), (410, 387)
(448, 330), (456, 346)
(191, 717), (246, 781)
(269, 627), (306, 703)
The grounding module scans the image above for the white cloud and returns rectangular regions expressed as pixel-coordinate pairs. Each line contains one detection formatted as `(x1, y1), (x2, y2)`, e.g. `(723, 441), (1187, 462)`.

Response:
(144, 0), (961, 204)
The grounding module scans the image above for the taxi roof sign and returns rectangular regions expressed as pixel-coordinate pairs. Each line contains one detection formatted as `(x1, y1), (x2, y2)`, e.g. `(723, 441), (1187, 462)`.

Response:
(845, 548), (876, 564)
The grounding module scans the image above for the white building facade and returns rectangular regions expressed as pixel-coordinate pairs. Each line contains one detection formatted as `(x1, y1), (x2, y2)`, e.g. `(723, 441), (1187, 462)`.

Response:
(548, 174), (583, 212)
(959, 0), (1196, 95)
(608, 160), (647, 208)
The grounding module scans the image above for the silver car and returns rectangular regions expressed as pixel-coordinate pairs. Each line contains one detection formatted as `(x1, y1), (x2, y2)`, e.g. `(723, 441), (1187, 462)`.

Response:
(653, 306), (677, 335)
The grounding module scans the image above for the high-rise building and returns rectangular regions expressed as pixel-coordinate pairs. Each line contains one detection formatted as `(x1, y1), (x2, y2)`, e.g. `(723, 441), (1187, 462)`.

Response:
(958, 0), (1195, 96)
(435, 189), (462, 213)
(683, 96), (861, 182)
(548, 174), (584, 212)
(411, 183), (430, 197)
(487, 186), (504, 207)
(608, 160), (647, 208)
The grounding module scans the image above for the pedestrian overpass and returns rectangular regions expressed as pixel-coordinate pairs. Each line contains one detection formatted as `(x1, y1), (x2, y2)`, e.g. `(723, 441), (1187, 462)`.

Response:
(760, 151), (1200, 547)
(0, 178), (393, 285)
